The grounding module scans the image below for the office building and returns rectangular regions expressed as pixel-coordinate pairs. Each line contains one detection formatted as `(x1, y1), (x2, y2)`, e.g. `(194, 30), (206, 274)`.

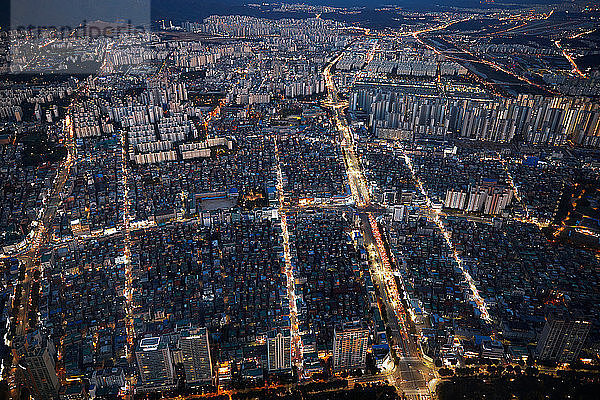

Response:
(59, 382), (89, 400)
(332, 321), (369, 371)
(14, 331), (60, 400)
(135, 336), (175, 388)
(536, 314), (591, 362)
(93, 367), (126, 388)
(481, 339), (505, 360)
(267, 328), (292, 372)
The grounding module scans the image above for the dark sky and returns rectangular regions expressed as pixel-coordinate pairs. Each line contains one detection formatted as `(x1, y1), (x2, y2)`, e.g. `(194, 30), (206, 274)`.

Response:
(151, 0), (560, 24)
(1, 0), (562, 29)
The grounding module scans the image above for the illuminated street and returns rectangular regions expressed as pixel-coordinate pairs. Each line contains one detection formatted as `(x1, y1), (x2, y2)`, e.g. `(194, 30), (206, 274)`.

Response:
(274, 137), (304, 372)
(323, 39), (434, 399)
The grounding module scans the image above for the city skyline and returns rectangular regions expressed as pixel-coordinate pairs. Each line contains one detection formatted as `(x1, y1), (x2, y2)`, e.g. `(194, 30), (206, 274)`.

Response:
(0, 1), (600, 400)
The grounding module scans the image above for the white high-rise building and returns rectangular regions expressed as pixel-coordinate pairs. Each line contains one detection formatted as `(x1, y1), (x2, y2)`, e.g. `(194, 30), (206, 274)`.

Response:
(267, 329), (292, 372)
(332, 321), (369, 371)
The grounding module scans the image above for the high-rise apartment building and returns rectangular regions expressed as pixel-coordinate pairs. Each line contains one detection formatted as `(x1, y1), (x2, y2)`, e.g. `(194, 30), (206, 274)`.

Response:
(332, 321), (369, 371)
(179, 327), (213, 385)
(351, 86), (600, 147)
(444, 184), (513, 215)
(267, 328), (292, 372)
(536, 314), (591, 362)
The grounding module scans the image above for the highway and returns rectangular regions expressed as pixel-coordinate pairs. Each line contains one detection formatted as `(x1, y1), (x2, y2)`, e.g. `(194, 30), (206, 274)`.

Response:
(554, 39), (586, 78)
(323, 40), (433, 400)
